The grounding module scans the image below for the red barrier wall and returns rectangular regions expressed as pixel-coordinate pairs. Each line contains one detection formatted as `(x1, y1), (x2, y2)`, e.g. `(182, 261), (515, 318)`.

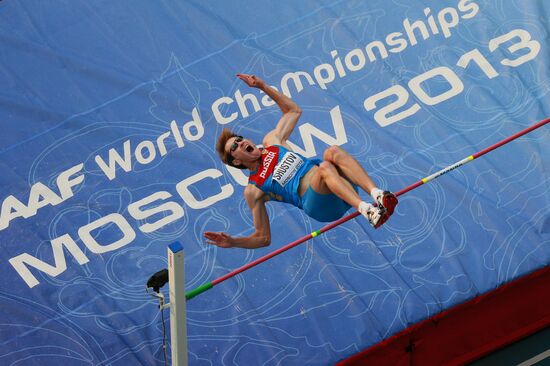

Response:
(337, 265), (550, 366)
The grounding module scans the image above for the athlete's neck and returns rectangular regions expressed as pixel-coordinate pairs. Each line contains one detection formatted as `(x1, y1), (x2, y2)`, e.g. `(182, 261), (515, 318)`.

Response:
(247, 158), (262, 171)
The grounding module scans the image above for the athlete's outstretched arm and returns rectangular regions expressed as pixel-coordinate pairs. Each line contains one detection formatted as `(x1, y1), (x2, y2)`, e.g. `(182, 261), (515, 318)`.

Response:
(204, 185), (271, 249)
(236, 74), (301, 147)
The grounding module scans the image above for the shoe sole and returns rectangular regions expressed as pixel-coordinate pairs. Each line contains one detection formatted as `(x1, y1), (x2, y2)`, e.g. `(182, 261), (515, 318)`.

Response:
(372, 209), (390, 229)
(363, 208), (387, 229)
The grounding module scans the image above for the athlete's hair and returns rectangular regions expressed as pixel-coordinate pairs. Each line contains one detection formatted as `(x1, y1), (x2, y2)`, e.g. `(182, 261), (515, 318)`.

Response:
(216, 128), (247, 169)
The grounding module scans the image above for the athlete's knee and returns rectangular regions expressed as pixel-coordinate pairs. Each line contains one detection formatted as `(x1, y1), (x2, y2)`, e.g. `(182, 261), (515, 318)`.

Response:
(323, 145), (345, 162)
(317, 161), (337, 178)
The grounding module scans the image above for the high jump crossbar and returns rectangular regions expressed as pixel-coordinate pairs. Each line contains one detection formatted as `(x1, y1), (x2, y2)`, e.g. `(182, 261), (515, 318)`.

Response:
(185, 117), (550, 300)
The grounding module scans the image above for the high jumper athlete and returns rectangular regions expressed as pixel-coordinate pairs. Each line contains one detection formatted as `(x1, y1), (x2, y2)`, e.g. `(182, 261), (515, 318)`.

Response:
(204, 74), (398, 249)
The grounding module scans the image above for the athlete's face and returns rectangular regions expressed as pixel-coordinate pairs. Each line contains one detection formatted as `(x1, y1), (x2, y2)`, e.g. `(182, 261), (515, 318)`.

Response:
(225, 136), (260, 166)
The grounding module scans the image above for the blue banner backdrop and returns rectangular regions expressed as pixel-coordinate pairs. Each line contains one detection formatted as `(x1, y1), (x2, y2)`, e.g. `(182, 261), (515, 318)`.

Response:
(0, 1), (549, 365)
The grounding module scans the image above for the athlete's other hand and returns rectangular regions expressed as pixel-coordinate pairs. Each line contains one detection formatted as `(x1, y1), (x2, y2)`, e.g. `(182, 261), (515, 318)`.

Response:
(204, 231), (235, 248)
(237, 74), (265, 89)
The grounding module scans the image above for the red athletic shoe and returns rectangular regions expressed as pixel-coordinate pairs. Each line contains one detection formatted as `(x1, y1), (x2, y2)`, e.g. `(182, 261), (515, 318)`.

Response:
(374, 191), (398, 216)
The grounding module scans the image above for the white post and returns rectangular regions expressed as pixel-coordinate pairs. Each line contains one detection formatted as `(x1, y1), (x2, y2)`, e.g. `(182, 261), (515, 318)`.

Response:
(168, 242), (188, 366)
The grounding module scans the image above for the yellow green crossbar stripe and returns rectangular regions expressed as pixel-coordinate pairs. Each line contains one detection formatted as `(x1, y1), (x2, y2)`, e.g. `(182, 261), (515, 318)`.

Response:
(311, 230), (322, 238)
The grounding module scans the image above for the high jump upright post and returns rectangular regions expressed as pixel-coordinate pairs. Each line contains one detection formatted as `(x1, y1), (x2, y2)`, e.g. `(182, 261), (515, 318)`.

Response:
(168, 242), (188, 366)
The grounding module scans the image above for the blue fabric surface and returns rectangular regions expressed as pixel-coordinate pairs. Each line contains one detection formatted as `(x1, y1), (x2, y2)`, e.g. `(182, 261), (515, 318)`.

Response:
(0, 1), (549, 365)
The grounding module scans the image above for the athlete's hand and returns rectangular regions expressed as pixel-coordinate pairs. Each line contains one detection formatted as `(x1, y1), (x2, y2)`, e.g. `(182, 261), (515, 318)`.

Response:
(237, 74), (265, 89)
(204, 231), (235, 248)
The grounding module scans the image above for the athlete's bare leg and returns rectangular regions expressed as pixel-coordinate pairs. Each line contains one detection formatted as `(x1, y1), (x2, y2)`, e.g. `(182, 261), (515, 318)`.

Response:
(308, 161), (362, 209)
(322, 146), (377, 194)
(307, 161), (386, 227)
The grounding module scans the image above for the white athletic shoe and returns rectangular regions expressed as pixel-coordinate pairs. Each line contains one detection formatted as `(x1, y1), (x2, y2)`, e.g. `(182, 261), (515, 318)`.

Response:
(358, 202), (386, 229)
